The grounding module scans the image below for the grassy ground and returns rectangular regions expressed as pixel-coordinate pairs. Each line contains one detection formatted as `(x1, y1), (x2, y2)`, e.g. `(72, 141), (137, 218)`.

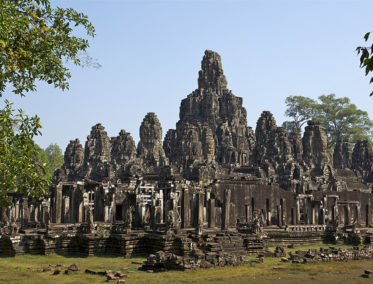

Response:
(0, 244), (373, 283)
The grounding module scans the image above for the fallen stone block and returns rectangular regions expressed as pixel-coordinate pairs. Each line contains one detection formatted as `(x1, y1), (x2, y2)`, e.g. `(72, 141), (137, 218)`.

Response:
(53, 267), (62, 275)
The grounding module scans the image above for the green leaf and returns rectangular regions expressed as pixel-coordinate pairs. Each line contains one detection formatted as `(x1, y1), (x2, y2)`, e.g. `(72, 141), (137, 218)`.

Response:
(364, 32), (370, 41)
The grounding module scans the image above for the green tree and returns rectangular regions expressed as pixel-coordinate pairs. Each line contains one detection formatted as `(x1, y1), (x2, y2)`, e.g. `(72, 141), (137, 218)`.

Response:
(283, 94), (373, 149)
(0, 0), (95, 96)
(35, 143), (64, 180)
(316, 94), (373, 149)
(357, 32), (373, 96)
(45, 143), (64, 176)
(0, 100), (50, 205)
(281, 96), (317, 133)
(0, 0), (94, 205)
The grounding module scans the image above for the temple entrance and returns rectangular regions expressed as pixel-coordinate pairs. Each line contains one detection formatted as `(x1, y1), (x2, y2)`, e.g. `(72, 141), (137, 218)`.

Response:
(344, 206), (349, 225)
(116, 204), (123, 221)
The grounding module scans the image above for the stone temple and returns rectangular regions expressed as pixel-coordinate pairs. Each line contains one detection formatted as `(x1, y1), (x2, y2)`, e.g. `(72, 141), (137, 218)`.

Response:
(1, 51), (373, 263)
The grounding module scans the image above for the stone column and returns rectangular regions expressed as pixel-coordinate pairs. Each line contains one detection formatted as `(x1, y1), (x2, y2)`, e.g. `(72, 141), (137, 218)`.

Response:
(181, 188), (190, 228)
(15, 200), (19, 222)
(208, 198), (215, 228)
(281, 199), (286, 225)
(367, 202), (371, 227)
(29, 204), (34, 222)
(222, 189), (231, 230)
(21, 198), (29, 228)
(197, 193), (204, 228)
(41, 205), (48, 227)
(71, 184), (77, 223)
(296, 199), (300, 225)
(277, 205), (282, 227)
(63, 196), (70, 223)
(55, 184), (63, 224)
(104, 205), (110, 223)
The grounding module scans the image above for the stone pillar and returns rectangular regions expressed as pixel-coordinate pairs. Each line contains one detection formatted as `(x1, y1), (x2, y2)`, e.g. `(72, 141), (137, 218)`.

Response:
(281, 199), (286, 225)
(277, 205), (282, 227)
(55, 184), (63, 224)
(41, 205), (48, 227)
(29, 204), (34, 222)
(197, 193), (204, 228)
(78, 202), (83, 223)
(357, 205), (361, 226)
(15, 200), (19, 222)
(104, 205), (110, 222)
(70, 184), (77, 223)
(296, 199), (300, 225)
(367, 202), (371, 227)
(63, 196), (70, 223)
(21, 198), (29, 228)
(181, 188), (190, 228)
(222, 189), (231, 230)
(208, 198), (215, 228)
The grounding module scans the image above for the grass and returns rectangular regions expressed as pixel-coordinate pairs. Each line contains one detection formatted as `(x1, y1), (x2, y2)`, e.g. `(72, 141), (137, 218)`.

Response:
(0, 244), (372, 283)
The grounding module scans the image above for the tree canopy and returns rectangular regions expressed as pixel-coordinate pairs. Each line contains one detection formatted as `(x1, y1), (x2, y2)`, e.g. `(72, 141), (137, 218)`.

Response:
(282, 94), (373, 149)
(357, 32), (373, 96)
(36, 143), (64, 180)
(0, 0), (95, 96)
(0, 100), (50, 205)
(0, 0), (94, 205)
(282, 96), (317, 134)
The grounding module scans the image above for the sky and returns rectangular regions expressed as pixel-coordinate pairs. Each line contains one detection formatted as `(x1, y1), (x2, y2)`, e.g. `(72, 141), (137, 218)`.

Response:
(3, 0), (373, 150)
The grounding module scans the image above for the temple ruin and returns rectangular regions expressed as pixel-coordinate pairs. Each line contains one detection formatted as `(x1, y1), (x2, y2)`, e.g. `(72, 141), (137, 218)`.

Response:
(1, 50), (373, 262)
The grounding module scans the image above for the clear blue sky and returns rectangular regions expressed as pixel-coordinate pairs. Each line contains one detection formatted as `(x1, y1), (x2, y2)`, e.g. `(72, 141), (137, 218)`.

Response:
(4, 0), (373, 150)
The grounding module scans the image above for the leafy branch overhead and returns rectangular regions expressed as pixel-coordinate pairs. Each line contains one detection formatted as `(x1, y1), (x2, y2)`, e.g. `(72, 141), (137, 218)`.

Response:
(0, 0), (95, 205)
(357, 31), (373, 96)
(0, 100), (50, 206)
(0, 0), (95, 96)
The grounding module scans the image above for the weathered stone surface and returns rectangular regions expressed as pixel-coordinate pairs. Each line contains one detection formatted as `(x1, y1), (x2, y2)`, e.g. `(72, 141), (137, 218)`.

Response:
(352, 140), (373, 181)
(64, 139), (85, 171)
(198, 49), (227, 91)
(302, 121), (330, 173)
(53, 139), (84, 182)
(165, 50), (254, 181)
(333, 139), (351, 169)
(111, 130), (137, 166)
(111, 130), (137, 178)
(288, 130), (303, 161)
(137, 112), (168, 168)
(83, 123), (113, 181)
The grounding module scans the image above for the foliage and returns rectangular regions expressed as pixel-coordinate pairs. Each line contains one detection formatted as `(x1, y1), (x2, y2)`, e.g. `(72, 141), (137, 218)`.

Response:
(36, 143), (64, 180)
(0, 0), (95, 96)
(0, 0), (94, 205)
(283, 94), (373, 149)
(282, 96), (317, 133)
(0, 100), (50, 206)
(45, 143), (64, 176)
(315, 94), (373, 149)
(356, 31), (373, 96)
